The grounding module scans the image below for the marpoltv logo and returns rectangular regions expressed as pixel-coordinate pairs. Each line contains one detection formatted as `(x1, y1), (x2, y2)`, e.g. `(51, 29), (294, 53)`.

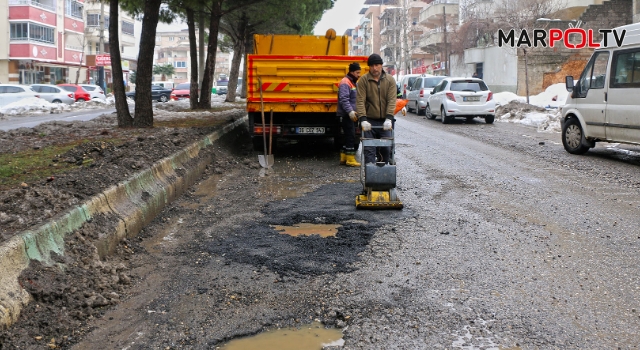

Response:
(498, 22), (626, 49)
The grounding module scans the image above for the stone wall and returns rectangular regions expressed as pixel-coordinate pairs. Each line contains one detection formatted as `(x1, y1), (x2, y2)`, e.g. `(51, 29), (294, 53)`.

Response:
(516, 0), (632, 95)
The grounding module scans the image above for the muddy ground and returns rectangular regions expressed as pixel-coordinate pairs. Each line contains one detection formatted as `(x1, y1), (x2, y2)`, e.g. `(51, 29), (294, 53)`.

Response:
(0, 110), (375, 349)
(0, 107), (257, 348)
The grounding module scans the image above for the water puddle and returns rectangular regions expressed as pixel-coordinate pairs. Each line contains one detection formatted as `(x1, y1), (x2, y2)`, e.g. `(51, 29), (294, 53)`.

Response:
(272, 223), (342, 238)
(221, 322), (343, 350)
(181, 174), (222, 209)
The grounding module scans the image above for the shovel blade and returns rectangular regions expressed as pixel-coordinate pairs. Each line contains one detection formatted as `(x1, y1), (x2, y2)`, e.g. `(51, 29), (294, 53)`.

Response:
(258, 155), (274, 168)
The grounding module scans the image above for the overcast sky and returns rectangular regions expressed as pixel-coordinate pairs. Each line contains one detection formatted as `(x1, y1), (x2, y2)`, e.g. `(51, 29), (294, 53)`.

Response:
(313, 0), (367, 35)
(135, 0), (368, 48)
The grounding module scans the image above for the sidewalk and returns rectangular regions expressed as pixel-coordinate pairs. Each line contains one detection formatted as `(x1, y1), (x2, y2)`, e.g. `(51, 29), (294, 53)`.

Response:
(0, 114), (247, 328)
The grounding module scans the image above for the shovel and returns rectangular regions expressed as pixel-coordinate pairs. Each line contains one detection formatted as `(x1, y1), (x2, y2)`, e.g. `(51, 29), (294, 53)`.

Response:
(258, 78), (274, 168)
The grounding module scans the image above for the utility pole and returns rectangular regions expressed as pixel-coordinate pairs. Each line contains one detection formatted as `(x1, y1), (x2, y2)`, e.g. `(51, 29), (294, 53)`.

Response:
(442, 6), (448, 76)
(402, 0), (409, 75)
(98, 1), (105, 91)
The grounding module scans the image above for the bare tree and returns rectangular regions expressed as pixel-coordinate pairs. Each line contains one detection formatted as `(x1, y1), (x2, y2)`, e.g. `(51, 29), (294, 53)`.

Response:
(493, 0), (565, 102)
(74, 29), (90, 84)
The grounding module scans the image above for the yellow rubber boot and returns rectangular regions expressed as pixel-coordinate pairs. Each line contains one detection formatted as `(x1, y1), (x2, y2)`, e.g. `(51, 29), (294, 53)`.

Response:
(340, 150), (346, 165)
(345, 153), (361, 167)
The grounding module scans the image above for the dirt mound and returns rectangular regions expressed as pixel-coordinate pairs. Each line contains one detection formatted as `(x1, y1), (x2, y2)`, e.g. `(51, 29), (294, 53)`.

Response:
(0, 214), (135, 349)
(0, 109), (245, 242)
(496, 101), (547, 118)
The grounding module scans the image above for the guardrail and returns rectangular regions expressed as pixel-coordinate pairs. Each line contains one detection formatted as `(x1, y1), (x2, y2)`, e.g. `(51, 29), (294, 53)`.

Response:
(8, 0), (56, 12)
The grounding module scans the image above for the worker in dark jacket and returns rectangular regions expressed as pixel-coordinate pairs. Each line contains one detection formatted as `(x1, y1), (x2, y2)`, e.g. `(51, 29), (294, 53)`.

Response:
(356, 53), (397, 164)
(337, 62), (362, 166)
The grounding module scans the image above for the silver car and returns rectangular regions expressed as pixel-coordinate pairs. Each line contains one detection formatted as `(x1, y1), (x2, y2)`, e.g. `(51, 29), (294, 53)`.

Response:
(0, 84), (39, 107)
(406, 75), (447, 116)
(79, 84), (106, 100)
(31, 84), (75, 104)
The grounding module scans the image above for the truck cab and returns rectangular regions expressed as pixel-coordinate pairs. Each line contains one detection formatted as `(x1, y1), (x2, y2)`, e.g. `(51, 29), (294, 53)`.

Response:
(562, 23), (640, 154)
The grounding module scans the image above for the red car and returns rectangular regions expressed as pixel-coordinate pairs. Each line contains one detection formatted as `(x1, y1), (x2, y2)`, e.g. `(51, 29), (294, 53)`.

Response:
(57, 84), (91, 102)
(170, 82), (193, 100)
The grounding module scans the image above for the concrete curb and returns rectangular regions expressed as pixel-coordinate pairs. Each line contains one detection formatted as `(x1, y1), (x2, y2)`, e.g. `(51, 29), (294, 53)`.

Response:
(0, 115), (247, 329)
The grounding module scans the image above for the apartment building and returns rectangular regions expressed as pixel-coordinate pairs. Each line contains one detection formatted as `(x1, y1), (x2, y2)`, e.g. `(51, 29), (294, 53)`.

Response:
(80, 0), (137, 86)
(350, 0), (434, 76)
(1, 0), (137, 85)
(153, 30), (230, 84)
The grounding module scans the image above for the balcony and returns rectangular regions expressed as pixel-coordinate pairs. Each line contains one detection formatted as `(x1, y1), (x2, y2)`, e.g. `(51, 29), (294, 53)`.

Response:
(9, 0), (56, 12)
(420, 30), (446, 53)
(419, 0), (459, 29)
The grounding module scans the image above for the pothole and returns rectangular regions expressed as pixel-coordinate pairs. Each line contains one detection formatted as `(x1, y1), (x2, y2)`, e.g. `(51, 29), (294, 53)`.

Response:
(220, 322), (344, 350)
(271, 223), (342, 238)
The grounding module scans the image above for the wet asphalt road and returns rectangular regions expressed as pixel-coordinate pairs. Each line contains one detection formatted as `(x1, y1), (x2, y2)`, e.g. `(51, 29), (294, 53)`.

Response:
(71, 112), (640, 349)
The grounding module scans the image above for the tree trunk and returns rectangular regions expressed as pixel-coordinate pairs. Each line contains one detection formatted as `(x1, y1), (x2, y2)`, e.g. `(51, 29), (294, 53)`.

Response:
(225, 14), (247, 102)
(186, 8), (199, 109)
(109, 0), (133, 127)
(242, 32), (252, 99)
(74, 51), (83, 84)
(198, 6), (206, 89)
(196, 1), (222, 109)
(133, 0), (162, 127)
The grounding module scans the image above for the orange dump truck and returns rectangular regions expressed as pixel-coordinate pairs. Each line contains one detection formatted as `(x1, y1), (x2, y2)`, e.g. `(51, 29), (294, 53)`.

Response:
(246, 30), (368, 150)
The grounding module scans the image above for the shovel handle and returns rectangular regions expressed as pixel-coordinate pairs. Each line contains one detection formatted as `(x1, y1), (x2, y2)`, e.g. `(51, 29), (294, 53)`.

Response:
(269, 109), (273, 155)
(258, 77), (267, 154)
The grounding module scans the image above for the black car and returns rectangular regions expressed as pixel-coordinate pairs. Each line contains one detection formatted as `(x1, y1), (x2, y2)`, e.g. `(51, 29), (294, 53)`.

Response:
(126, 85), (172, 102)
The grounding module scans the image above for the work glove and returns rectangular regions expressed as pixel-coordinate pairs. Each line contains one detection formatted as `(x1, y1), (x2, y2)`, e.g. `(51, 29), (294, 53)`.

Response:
(360, 116), (371, 132)
(383, 116), (393, 131)
(348, 110), (358, 122)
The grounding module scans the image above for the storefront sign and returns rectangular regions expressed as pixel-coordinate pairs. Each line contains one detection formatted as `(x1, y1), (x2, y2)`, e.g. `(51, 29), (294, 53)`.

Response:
(96, 54), (111, 66)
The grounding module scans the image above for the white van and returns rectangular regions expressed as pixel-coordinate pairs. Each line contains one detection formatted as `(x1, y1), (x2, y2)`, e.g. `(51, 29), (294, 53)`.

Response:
(562, 23), (640, 154)
(154, 81), (174, 90)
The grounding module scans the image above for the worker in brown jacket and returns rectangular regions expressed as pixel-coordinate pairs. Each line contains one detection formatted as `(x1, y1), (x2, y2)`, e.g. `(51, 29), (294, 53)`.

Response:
(356, 53), (397, 164)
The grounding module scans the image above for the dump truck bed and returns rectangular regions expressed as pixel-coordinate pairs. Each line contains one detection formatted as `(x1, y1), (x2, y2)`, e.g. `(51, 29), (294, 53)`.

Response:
(247, 55), (369, 113)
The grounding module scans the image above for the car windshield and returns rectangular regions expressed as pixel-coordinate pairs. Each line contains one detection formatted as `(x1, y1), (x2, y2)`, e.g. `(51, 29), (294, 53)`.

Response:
(449, 80), (489, 92)
(83, 86), (96, 91)
(176, 83), (190, 90)
(217, 81), (228, 86)
(407, 77), (417, 87)
(424, 77), (446, 88)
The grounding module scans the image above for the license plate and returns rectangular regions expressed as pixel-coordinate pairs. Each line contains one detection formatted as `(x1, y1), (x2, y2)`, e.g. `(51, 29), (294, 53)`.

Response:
(297, 127), (325, 134)
(463, 96), (480, 102)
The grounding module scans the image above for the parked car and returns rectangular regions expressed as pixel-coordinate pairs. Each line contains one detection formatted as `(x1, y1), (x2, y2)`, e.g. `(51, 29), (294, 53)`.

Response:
(399, 74), (420, 99)
(426, 77), (495, 124)
(153, 81), (174, 90)
(216, 80), (229, 95)
(170, 82), (192, 100)
(0, 84), (39, 107)
(126, 85), (173, 102)
(31, 84), (75, 104)
(57, 84), (91, 102)
(561, 23), (640, 154)
(79, 84), (106, 100)
(406, 74), (447, 116)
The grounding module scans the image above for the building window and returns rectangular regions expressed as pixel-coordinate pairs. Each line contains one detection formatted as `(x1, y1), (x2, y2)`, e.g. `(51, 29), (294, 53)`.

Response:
(174, 62), (186, 68)
(169, 37), (174, 41)
(121, 21), (134, 35)
(10, 22), (55, 44)
(65, 0), (83, 19)
(179, 36), (186, 40)
(86, 14), (109, 28)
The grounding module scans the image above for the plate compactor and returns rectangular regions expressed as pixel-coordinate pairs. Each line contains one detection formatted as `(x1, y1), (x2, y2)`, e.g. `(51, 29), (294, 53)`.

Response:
(355, 127), (403, 209)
